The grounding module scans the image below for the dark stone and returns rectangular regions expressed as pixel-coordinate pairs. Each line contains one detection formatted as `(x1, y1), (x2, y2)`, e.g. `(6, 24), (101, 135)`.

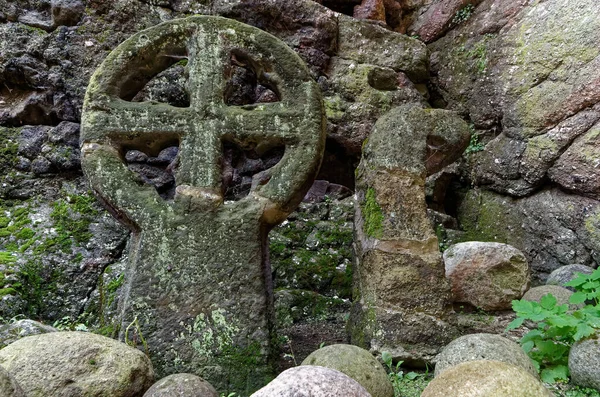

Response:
(30, 156), (52, 174)
(15, 156), (31, 171)
(51, 0), (85, 27)
(125, 150), (149, 163)
(367, 67), (398, 91)
(47, 121), (80, 147)
(46, 146), (80, 170)
(127, 163), (175, 191)
(156, 146), (179, 164)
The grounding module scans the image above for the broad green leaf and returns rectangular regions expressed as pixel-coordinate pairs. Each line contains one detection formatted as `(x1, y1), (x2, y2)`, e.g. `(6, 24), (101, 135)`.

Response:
(547, 315), (576, 328)
(522, 340), (534, 353)
(522, 329), (543, 342)
(381, 351), (392, 366)
(570, 292), (587, 304)
(540, 294), (557, 310)
(574, 323), (595, 341)
(507, 317), (525, 330)
(541, 365), (569, 383)
(405, 372), (419, 380)
(512, 299), (535, 314)
(565, 273), (589, 288)
(583, 281), (598, 290)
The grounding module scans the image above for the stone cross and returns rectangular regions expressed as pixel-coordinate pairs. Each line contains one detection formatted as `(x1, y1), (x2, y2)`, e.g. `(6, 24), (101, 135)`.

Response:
(80, 16), (325, 393)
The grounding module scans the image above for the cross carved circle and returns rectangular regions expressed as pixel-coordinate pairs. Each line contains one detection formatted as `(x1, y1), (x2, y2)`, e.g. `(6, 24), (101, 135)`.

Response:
(80, 16), (325, 227)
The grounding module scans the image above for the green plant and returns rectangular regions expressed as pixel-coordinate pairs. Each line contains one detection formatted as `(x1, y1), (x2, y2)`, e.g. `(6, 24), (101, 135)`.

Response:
(52, 316), (90, 331)
(124, 316), (149, 356)
(508, 269), (600, 383)
(452, 4), (474, 25)
(465, 129), (485, 154)
(466, 34), (495, 74)
(382, 351), (428, 397)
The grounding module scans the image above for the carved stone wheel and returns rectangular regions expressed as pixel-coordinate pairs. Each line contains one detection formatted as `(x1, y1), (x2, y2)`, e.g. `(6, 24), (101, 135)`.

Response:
(81, 15), (325, 228)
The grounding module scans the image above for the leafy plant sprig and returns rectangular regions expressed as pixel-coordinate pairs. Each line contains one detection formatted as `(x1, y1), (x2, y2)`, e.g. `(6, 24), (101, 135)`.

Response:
(508, 268), (600, 383)
(382, 351), (419, 396)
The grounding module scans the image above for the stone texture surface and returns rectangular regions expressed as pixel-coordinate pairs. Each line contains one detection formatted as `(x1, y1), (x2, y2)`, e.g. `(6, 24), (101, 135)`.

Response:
(422, 360), (552, 397)
(522, 285), (574, 308)
(0, 331), (154, 397)
(250, 365), (371, 397)
(143, 373), (218, 397)
(428, 0), (600, 199)
(301, 344), (393, 397)
(443, 242), (530, 310)
(0, 366), (24, 397)
(457, 189), (600, 284)
(547, 264), (595, 291)
(0, 319), (57, 349)
(569, 335), (600, 391)
(434, 333), (537, 378)
(349, 105), (469, 364)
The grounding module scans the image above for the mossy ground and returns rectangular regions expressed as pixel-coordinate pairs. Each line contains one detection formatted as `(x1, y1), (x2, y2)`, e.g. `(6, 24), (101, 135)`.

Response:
(0, 189), (101, 319)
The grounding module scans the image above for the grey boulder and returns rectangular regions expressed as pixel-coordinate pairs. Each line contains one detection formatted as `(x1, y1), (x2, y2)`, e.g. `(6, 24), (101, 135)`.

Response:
(301, 344), (392, 397)
(143, 373), (217, 397)
(434, 333), (538, 378)
(0, 331), (154, 397)
(250, 366), (371, 397)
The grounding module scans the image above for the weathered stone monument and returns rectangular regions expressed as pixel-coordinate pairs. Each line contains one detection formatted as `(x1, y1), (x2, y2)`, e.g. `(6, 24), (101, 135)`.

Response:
(80, 16), (325, 393)
(348, 104), (469, 365)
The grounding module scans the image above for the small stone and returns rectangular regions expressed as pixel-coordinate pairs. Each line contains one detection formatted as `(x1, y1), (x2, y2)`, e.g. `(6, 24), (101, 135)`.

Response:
(147, 146), (179, 165)
(423, 360), (553, 397)
(367, 67), (398, 91)
(353, 0), (386, 22)
(143, 373), (218, 397)
(301, 344), (393, 397)
(546, 264), (595, 291)
(47, 121), (80, 147)
(127, 164), (174, 190)
(434, 333), (538, 378)
(0, 319), (57, 349)
(51, 0), (85, 27)
(157, 146), (179, 163)
(125, 150), (149, 163)
(569, 334), (600, 390)
(444, 242), (530, 310)
(18, 126), (50, 159)
(30, 156), (52, 174)
(15, 156), (31, 171)
(255, 85), (279, 103)
(522, 285), (575, 307)
(250, 366), (371, 397)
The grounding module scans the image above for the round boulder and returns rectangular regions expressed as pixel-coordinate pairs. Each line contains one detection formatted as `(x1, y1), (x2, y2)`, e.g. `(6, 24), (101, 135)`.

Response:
(443, 242), (530, 310)
(522, 285), (574, 307)
(0, 319), (57, 348)
(0, 366), (25, 397)
(143, 373), (217, 397)
(422, 360), (552, 397)
(0, 331), (154, 397)
(434, 333), (537, 378)
(569, 335), (600, 390)
(546, 264), (594, 291)
(301, 344), (393, 397)
(250, 366), (370, 397)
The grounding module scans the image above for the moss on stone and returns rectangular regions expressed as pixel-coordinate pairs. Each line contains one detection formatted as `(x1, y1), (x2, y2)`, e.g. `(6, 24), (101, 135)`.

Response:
(362, 188), (384, 238)
(0, 127), (19, 176)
